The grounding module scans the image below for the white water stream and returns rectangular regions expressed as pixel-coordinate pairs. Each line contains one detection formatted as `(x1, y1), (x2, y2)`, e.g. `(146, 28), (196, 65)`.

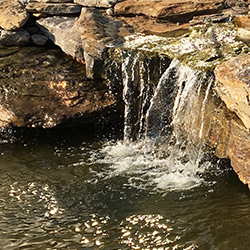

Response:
(97, 56), (215, 192)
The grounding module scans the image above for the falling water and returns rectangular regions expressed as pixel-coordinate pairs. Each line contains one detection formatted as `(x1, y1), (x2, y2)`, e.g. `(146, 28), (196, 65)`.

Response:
(98, 52), (216, 192)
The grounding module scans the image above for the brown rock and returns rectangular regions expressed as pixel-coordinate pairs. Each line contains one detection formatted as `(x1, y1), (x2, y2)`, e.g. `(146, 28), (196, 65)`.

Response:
(214, 54), (250, 130)
(114, 0), (225, 23)
(235, 15), (250, 44)
(74, 0), (120, 8)
(26, 2), (82, 15)
(0, 46), (116, 128)
(73, 7), (131, 78)
(117, 15), (189, 36)
(0, 0), (29, 31)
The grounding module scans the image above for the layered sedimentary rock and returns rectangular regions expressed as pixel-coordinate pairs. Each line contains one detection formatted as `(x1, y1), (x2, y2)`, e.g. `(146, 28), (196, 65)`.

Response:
(213, 54), (250, 188)
(114, 0), (225, 22)
(215, 55), (250, 130)
(73, 7), (131, 78)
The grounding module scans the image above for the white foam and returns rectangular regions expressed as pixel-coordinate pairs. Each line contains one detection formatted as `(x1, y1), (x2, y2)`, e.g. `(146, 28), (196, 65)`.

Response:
(96, 139), (209, 192)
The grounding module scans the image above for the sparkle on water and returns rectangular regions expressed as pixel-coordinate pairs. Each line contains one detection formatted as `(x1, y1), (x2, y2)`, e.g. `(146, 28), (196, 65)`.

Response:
(0, 129), (249, 250)
(1, 20), (250, 250)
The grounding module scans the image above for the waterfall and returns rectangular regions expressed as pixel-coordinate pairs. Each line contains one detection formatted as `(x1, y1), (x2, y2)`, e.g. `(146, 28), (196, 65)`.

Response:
(121, 50), (171, 141)
(98, 51), (215, 191)
(122, 53), (214, 144)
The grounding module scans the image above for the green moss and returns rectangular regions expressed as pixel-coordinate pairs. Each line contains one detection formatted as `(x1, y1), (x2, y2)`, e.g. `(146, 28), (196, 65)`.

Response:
(121, 22), (249, 72)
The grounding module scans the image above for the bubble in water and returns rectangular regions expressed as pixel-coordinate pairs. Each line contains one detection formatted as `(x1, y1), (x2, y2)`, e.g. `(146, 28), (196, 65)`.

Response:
(95, 137), (209, 192)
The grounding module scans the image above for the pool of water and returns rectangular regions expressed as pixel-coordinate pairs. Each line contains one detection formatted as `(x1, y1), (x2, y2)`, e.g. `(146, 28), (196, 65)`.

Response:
(0, 128), (250, 250)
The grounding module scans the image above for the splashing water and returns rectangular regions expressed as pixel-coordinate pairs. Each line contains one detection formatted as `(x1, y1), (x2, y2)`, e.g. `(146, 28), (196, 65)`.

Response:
(94, 136), (211, 192)
(98, 54), (215, 192)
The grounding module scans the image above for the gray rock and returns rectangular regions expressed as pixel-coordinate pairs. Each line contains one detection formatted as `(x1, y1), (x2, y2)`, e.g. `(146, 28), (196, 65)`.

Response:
(37, 16), (84, 61)
(26, 2), (82, 15)
(73, 0), (120, 8)
(31, 33), (49, 46)
(25, 26), (40, 35)
(0, 0), (29, 31)
(0, 29), (30, 46)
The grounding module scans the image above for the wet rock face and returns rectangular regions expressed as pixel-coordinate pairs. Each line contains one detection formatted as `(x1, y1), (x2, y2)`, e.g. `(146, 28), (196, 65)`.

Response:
(0, 46), (117, 128)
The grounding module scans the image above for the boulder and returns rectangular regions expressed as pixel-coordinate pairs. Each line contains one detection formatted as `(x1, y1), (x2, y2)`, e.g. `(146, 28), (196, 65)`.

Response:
(0, 46), (117, 128)
(26, 2), (82, 15)
(37, 16), (84, 61)
(73, 7), (131, 78)
(0, 0), (29, 31)
(114, 0), (225, 23)
(214, 54), (250, 130)
(0, 29), (30, 46)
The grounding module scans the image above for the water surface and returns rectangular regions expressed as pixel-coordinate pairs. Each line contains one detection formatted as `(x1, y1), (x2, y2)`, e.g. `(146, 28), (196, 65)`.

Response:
(0, 129), (250, 250)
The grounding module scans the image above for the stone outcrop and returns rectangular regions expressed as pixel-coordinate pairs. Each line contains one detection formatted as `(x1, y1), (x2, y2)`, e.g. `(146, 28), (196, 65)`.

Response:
(0, 0), (29, 31)
(73, 7), (131, 78)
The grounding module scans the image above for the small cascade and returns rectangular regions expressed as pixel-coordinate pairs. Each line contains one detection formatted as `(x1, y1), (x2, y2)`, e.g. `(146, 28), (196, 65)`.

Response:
(98, 51), (216, 191)
(121, 50), (171, 141)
